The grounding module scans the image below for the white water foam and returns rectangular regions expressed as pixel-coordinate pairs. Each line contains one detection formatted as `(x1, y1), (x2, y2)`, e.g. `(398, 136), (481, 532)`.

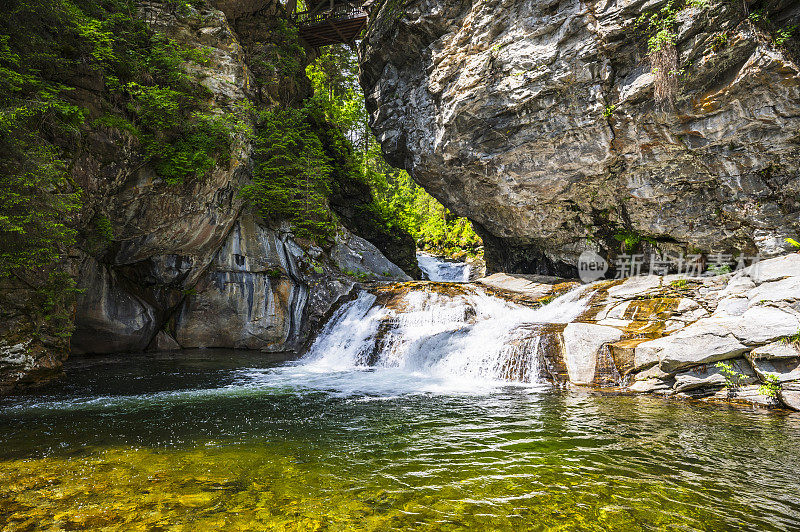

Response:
(297, 284), (593, 393)
(417, 253), (471, 282)
(5, 286), (594, 413)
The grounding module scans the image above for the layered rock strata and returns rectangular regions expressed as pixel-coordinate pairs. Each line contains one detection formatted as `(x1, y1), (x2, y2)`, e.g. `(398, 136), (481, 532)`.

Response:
(361, 0), (800, 273)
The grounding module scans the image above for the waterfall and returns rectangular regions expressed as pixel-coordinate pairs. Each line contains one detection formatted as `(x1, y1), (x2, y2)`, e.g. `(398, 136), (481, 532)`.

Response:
(301, 284), (593, 386)
(416, 253), (471, 282)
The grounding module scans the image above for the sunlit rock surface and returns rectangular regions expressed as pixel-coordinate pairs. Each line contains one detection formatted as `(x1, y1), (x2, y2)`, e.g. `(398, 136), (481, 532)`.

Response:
(361, 0), (800, 273)
(468, 253), (800, 409)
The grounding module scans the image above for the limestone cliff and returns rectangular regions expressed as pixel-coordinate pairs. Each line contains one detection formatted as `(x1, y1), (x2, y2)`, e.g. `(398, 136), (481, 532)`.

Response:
(361, 0), (800, 274)
(0, 0), (413, 393)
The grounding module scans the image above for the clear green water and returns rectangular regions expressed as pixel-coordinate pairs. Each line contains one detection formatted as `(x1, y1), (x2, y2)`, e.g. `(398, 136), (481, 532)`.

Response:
(2, 351), (800, 531)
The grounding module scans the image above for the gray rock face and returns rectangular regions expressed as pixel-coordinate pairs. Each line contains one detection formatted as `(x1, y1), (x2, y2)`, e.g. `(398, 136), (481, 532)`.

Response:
(748, 340), (800, 360)
(361, 0), (800, 273)
(779, 382), (800, 411)
(210, 0), (273, 19)
(632, 256), (800, 373)
(173, 215), (409, 350)
(635, 305), (800, 373)
(562, 323), (623, 385)
(72, 259), (158, 354)
(749, 357), (800, 383)
(0, 0), (413, 393)
(673, 358), (757, 393)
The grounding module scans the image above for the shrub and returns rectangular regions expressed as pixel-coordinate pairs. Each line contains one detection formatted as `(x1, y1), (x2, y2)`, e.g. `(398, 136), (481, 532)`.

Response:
(758, 373), (781, 402)
(715, 361), (746, 389)
(240, 105), (336, 243)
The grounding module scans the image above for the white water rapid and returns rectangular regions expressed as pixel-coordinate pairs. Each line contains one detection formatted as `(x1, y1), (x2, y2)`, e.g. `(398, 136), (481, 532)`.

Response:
(417, 253), (471, 282)
(299, 284), (593, 391)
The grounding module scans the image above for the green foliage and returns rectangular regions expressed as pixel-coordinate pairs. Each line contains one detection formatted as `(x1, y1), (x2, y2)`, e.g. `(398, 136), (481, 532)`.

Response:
(95, 215), (114, 243)
(342, 268), (372, 281)
(107, 26), (233, 185)
(635, 0), (704, 104)
(613, 229), (656, 253)
(536, 294), (558, 308)
(749, 10), (766, 23)
(748, 8), (798, 51)
(305, 45), (363, 139)
(37, 271), (81, 339)
(670, 278), (688, 288)
(266, 268), (283, 280)
(250, 18), (307, 103)
(781, 329), (800, 345)
(648, 28), (677, 54)
(602, 104), (616, 119)
(775, 25), (798, 47)
(758, 373), (781, 400)
(240, 105), (336, 243)
(0, 0), (92, 279)
(636, 0), (686, 55)
(707, 263), (732, 275)
(306, 45), (483, 259)
(787, 238), (800, 249)
(0, 142), (81, 277)
(710, 31), (728, 52)
(715, 361), (746, 389)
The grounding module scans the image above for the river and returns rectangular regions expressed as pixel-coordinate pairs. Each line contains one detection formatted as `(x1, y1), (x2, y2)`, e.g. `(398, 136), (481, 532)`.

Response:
(416, 252), (471, 282)
(2, 280), (800, 530)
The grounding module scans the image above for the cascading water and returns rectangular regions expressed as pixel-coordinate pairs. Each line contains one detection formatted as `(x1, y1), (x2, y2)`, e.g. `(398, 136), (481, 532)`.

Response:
(417, 252), (471, 282)
(300, 284), (592, 389)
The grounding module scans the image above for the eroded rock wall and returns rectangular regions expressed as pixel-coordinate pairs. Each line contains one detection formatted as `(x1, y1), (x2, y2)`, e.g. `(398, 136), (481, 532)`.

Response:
(68, 1), (411, 356)
(0, 0), (413, 393)
(361, 0), (800, 273)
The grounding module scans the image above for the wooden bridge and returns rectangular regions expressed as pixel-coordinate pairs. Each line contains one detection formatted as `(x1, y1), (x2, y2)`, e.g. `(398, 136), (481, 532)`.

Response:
(293, 0), (369, 48)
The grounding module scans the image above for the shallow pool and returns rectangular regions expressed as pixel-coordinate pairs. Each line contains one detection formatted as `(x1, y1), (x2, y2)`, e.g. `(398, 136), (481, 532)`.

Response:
(1, 351), (799, 531)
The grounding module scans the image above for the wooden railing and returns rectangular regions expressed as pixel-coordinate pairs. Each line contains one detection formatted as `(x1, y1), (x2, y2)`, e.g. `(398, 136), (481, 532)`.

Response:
(295, 4), (366, 27)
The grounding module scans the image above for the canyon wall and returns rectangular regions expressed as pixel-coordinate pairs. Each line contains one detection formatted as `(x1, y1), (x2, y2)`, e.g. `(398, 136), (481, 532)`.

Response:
(361, 0), (800, 274)
(0, 0), (413, 393)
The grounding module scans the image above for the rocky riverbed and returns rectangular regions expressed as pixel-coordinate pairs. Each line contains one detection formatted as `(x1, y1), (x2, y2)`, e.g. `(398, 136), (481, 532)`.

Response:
(474, 252), (800, 410)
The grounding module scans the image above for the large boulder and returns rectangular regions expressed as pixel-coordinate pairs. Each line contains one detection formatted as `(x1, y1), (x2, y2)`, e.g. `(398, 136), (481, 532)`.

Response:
(779, 382), (800, 411)
(361, 0), (800, 273)
(562, 323), (623, 385)
(672, 358), (757, 393)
